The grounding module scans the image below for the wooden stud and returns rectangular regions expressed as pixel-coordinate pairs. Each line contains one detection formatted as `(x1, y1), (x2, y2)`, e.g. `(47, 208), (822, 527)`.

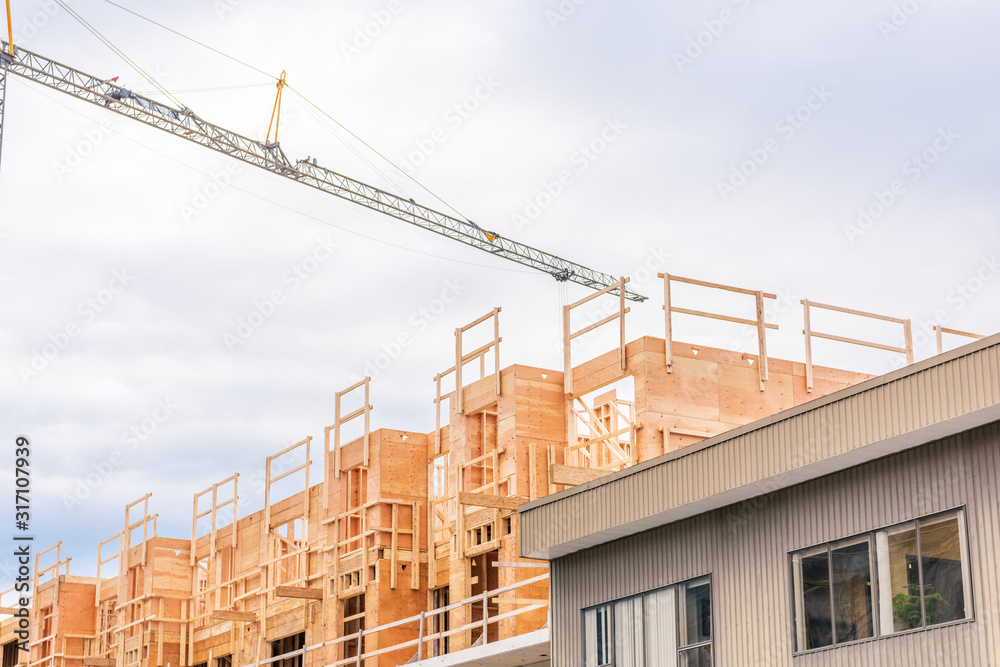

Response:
(755, 290), (768, 391)
(803, 299), (814, 393)
(334, 389), (342, 480)
(391, 503), (399, 590)
(619, 278), (627, 371)
(528, 444), (537, 502)
(562, 304), (572, 395)
(412, 500), (420, 591)
(903, 319), (914, 366)
(661, 272), (673, 373)
(456, 326), (464, 414)
(494, 308), (502, 396)
(363, 382), (370, 468)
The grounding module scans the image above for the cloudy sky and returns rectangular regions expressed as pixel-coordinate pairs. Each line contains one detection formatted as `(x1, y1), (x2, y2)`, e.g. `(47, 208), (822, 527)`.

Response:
(1, 0), (998, 583)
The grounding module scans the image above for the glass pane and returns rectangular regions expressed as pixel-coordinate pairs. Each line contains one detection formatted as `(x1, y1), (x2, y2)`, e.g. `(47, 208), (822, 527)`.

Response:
(678, 645), (712, 667)
(800, 552), (833, 648)
(678, 578), (711, 648)
(886, 524), (922, 632)
(614, 596), (644, 667)
(832, 540), (874, 642)
(918, 515), (966, 625)
(584, 604), (611, 667)
(643, 587), (676, 666)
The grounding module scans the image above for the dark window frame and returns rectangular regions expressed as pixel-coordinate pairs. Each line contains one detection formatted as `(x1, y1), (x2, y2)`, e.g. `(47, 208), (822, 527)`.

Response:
(581, 574), (713, 666)
(789, 507), (973, 655)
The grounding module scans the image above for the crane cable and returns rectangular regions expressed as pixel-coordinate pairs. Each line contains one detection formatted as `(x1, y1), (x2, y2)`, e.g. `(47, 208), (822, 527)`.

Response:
(15, 77), (538, 275)
(53, 0), (183, 108)
(284, 88), (415, 200)
(94, 0), (473, 224)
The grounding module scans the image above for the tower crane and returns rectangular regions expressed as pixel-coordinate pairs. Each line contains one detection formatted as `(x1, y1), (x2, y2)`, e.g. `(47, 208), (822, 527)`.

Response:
(0, 36), (647, 302)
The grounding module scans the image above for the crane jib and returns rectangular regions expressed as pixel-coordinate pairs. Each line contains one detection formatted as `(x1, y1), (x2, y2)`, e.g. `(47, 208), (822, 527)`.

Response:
(0, 40), (647, 302)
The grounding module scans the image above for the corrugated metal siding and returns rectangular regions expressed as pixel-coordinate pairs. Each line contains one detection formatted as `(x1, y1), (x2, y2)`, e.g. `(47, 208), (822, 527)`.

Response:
(549, 422), (1000, 666)
(522, 338), (1000, 558)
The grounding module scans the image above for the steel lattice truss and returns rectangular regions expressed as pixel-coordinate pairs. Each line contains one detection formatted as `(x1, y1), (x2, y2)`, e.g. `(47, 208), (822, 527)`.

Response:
(0, 41), (647, 301)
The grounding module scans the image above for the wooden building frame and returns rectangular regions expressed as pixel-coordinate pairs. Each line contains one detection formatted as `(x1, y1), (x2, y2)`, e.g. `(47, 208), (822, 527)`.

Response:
(30, 542), (72, 667)
(568, 391), (636, 472)
(191, 473), (240, 567)
(123, 494), (156, 568)
(561, 277), (629, 396)
(428, 454), (453, 588)
(454, 308), (502, 414)
(0, 277), (898, 667)
(660, 273), (778, 390)
(801, 299), (914, 392)
(257, 438), (312, 664)
(326, 378), (372, 484)
(433, 308), (503, 454)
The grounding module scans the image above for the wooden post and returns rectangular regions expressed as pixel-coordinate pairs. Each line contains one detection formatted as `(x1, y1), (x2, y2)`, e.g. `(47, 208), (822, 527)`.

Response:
(755, 290), (768, 391)
(934, 325), (985, 354)
(903, 319), (914, 365)
(417, 611), (425, 660)
(562, 304), (572, 395)
(334, 389), (342, 479)
(390, 503), (399, 589)
(802, 299), (814, 393)
(455, 326), (464, 414)
(528, 443), (537, 502)
(482, 589), (489, 644)
(662, 273), (672, 373)
(494, 307), (502, 396)
(362, 381), (370, 467)
(619, 277), (626, 371)
(434, 373), (442, 455)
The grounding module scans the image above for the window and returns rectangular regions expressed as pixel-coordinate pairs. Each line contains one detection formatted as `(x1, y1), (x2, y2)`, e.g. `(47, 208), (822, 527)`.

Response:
(792, 537), (874, 649)
(678, 578), (713, 666)
(583, 576), (712, 666)
(270, 632), (304, 667)
(343, 595), (365, 658)
(792, 509), (971, 652)
(214, 655), (232, 667)
(2, 641), (19, 667)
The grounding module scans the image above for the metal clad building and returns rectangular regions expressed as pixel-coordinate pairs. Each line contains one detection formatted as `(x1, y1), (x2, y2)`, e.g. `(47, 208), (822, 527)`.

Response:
(520, 335), (1000, 665)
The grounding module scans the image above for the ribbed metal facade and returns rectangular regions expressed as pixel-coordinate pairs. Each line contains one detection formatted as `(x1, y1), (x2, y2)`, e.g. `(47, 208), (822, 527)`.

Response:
(549, 422), (1000, 665)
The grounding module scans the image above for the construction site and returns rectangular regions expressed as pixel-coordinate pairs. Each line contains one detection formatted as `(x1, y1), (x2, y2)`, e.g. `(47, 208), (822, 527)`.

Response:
(5, 266), (986, 665)
(1, 2), (996, 666)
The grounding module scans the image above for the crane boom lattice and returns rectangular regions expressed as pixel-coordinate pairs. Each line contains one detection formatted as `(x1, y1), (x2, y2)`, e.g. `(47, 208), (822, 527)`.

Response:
(0, 41), (646, 302)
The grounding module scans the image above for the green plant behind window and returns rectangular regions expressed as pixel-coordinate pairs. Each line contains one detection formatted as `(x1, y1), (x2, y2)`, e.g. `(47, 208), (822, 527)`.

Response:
(892, 583), (949, 629)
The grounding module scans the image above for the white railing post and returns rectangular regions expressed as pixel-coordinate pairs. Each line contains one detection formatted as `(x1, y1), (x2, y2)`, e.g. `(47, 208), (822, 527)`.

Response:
(482, 590), (489, 644)
(417, 611), (425, 660)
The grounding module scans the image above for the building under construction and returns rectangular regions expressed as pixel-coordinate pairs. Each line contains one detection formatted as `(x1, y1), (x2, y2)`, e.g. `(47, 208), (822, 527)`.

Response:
(3, 273), (970, 667)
